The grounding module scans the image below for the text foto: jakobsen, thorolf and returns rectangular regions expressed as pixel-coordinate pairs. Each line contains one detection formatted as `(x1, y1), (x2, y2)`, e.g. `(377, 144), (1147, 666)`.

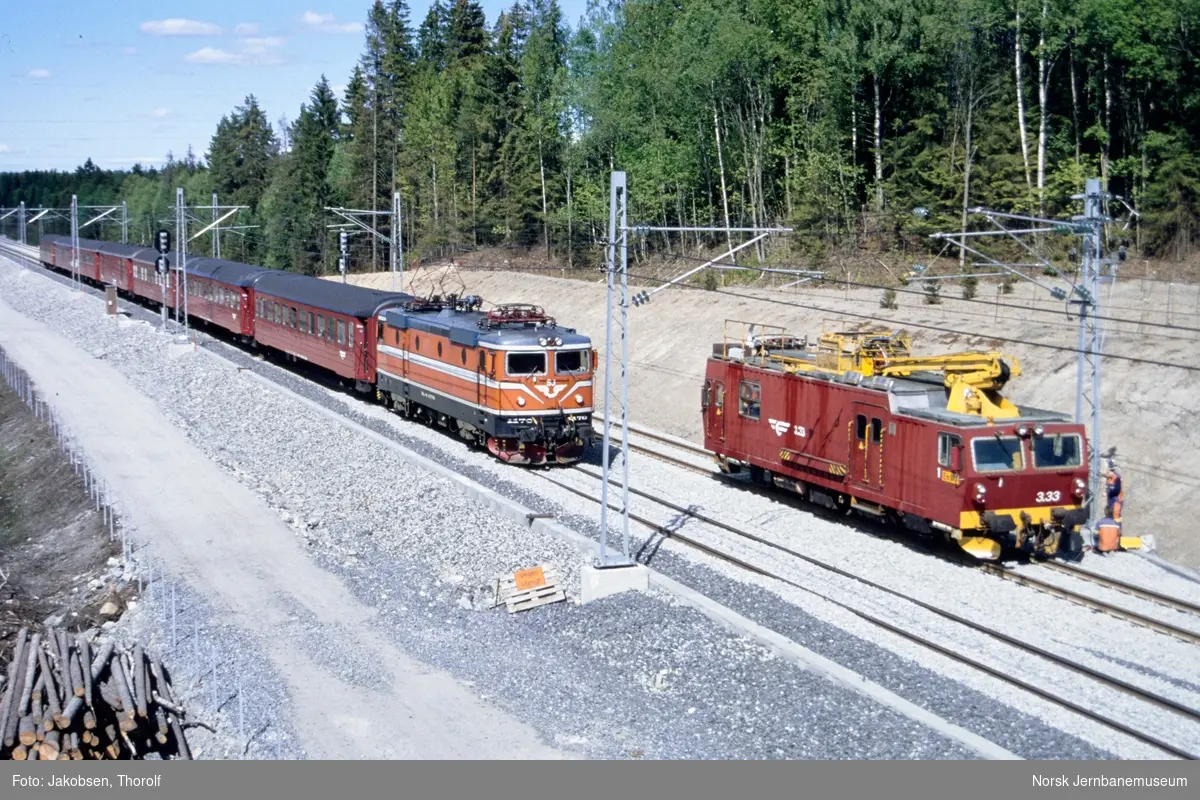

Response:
(13, 774), (162, 788)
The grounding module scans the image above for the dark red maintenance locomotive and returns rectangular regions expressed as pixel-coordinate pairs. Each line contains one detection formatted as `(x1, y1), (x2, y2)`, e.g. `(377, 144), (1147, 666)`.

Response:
(702, 322), (1090, 560)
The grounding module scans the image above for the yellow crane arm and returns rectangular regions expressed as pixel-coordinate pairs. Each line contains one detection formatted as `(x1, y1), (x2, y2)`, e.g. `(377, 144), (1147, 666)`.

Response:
(871, 353), (1022, 419)
(872, 352), (1022, 392)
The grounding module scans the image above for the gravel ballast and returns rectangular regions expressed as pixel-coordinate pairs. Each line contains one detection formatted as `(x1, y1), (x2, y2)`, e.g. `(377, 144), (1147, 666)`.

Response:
(0, 257), (990, 760)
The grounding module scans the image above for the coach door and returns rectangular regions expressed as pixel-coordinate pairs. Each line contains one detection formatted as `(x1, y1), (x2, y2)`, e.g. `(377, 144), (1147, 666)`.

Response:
(703, 379), (726, 444)
(851, 402), (888, 492)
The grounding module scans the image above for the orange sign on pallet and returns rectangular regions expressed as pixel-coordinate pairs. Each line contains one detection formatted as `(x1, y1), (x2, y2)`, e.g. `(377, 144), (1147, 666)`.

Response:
(513, 566), (547, 592)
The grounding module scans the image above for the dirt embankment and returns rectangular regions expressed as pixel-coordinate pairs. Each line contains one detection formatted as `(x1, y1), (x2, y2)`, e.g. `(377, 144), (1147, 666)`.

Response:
(0, 383), (123, 670)
(336, 265), (1200, 571)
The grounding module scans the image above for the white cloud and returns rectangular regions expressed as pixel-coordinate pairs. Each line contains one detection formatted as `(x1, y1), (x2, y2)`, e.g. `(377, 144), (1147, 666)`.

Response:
(124, 46), (137, 55)
(299, 11), (362, 33)
(241, 37), (284, 53)
(185, 37), (284, 66)
(234, 23), (260, 36)
(28, 68), (51, 79)
(185, 47), (241, 65)
(140, 19), (222, 36)
(151, 108), (172, 118)
(0, 144), (10, 153)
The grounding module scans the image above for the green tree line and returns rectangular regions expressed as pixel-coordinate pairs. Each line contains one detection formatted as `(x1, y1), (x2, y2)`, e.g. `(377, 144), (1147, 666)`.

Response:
(3, 0), (1199, 273)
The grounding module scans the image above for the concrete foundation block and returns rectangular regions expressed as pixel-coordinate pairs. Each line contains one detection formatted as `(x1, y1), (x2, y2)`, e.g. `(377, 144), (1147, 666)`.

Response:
(580, 562), (649, 605)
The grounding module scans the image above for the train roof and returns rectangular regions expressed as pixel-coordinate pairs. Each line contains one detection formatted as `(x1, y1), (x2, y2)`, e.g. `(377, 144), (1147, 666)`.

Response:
(720, 345), (1074, 427)
(97, 241), (153, 258)
(44, 234), (107, 251)
(382, 305), (590, 349)
(253, 272), (413, 318)
(184, 257), (270, 287)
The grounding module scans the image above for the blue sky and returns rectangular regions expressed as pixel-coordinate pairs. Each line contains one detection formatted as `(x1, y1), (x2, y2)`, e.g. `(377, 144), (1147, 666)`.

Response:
(0, 0), (588, 172)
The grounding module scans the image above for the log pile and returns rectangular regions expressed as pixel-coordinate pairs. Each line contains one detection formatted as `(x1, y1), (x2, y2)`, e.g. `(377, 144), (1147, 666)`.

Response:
(0, 627), (192, 760)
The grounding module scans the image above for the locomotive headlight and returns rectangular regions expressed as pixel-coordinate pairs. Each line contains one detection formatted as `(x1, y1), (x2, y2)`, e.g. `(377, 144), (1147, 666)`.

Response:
(1016, 425), (1029, 437)
(575, 393), (584, 405)
(1073, 477), (1086, 496)
(539, 337), (548, 346)
(1033, 424), (1045, 436)
(974, 483), (987, 501)
(554, 337), (562, 346)
(517, 397), (526, 407)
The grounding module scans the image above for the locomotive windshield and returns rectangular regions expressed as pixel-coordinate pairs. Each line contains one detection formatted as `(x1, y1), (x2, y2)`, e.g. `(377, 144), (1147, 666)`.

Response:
(507, 352), (547, 375)
(971, 435), (1024, 472)
(555, 350), (589, 374)
(1031, 432), (1083, 468)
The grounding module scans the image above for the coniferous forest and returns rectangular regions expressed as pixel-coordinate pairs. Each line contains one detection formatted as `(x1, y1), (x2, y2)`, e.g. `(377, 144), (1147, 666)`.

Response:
(2, 0), (1199, 274)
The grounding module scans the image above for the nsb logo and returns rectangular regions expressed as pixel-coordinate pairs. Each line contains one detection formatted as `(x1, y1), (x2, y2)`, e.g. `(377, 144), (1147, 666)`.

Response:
(768, 419), (807, 438)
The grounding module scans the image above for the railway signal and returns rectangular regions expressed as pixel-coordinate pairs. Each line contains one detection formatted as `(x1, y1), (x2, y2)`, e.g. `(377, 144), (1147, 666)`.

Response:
(156, 229), (171, 254)
(155, 256), (169, 275)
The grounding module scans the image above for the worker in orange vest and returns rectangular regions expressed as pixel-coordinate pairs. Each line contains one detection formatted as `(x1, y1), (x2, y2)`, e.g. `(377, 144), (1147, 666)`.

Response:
(1105, 465), (1124, 522)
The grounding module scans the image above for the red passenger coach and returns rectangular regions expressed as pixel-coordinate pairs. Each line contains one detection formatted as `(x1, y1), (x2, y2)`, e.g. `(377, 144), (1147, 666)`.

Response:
(97, 242), (154, 293)
(703, 323), (1090, 561)
(181, 258), (269, 338)
(129, 248), (178, 309)
(251, 273), (409, 387)
(43, 235), (102, 281)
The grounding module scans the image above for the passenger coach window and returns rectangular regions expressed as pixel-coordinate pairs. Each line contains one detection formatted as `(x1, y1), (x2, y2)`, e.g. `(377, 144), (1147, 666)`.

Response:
(555, 350), (589, 374)
(337, 320), (346, 346)
(507, 352), (546, 376)
(1032, 433), (1082, 469)
(738, 380), (761, 420)
(348, 324), (354, 348)
(972, 436), (1024, 472)
(317, 316), (325, 337)
(937, 433), (962, 468)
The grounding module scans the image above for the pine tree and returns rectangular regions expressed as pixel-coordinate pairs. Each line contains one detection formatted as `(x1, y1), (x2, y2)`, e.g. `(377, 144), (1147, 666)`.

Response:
(206, 95), (279, 261)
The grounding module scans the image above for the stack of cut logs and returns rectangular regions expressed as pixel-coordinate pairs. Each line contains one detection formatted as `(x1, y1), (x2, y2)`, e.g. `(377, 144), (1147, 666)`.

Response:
(0, 628), (192, 760)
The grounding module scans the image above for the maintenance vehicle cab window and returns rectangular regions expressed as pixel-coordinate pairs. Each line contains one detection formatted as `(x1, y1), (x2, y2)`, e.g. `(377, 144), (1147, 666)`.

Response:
(937, 433), (962, 468)
(1032, 432), (1082, 469)
(972, 436), (1024, 472)
(555, 350), (589, 374)
(507, 352), (546, 376)
(738, 380), (761, 420)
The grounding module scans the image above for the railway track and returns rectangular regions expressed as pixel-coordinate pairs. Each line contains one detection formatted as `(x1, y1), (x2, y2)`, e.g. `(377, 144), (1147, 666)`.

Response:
(535, 463), (1200, 760)
(591, 413), (1200, 645)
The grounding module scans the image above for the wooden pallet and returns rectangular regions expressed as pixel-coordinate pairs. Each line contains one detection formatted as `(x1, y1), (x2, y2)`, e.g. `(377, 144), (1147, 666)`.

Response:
(493, 564), (566, 613)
